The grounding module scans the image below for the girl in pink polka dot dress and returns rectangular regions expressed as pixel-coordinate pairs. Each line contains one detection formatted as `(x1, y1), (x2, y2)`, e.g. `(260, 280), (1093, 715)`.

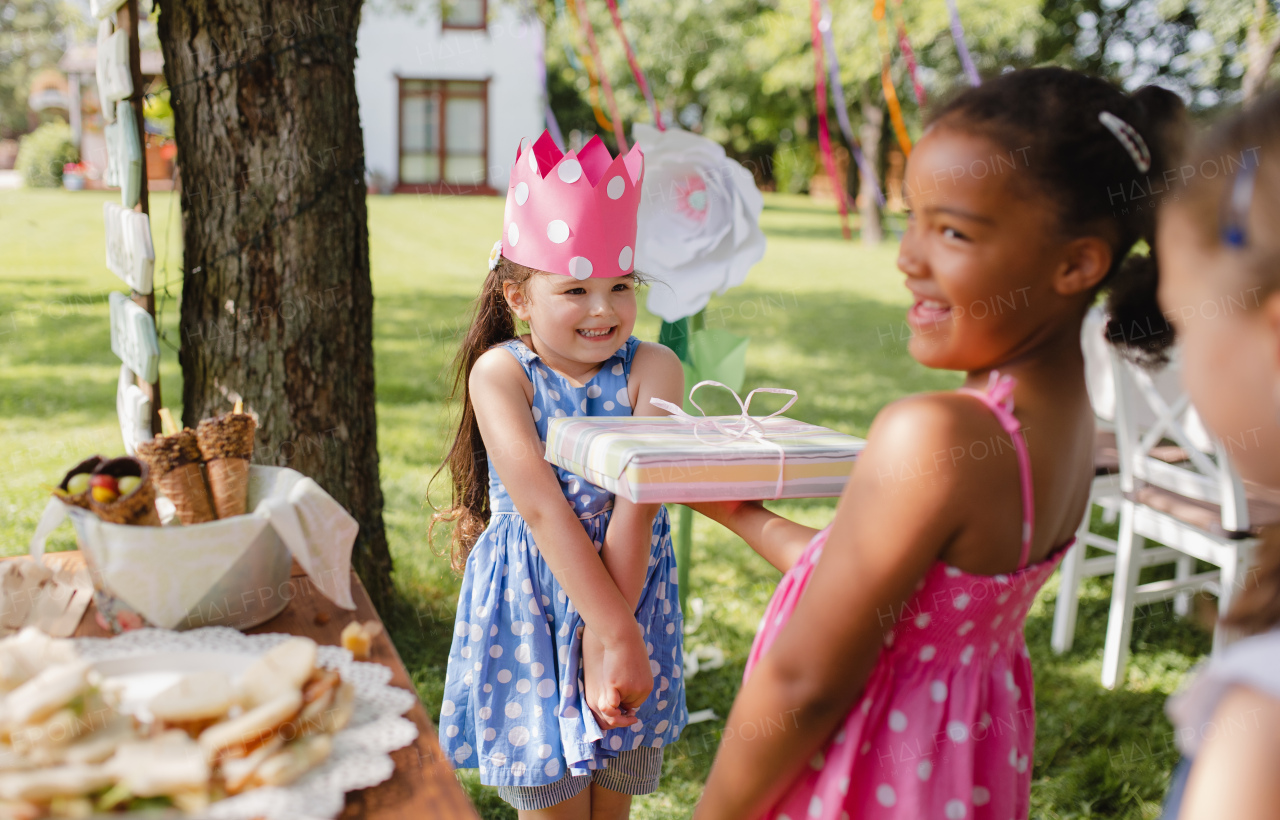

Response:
(689, 68), (1187, 820)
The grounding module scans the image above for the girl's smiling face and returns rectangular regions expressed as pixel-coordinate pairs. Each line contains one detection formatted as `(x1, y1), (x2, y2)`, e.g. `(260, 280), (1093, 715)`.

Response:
(897, 126), (1109, 372)
(504, 271), (639, 375)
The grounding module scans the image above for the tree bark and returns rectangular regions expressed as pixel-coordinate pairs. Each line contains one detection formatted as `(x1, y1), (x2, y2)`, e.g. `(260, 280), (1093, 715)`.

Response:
(155, 0), (393, 607)
(859, 93), (884, 246)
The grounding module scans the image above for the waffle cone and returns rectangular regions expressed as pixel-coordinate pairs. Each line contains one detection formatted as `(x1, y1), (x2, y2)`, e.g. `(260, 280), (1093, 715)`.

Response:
(56, 455), (105, 510)
(90, 476), (161, 526)
(157, 462), (216, 525)
(207, 457), (251, 519)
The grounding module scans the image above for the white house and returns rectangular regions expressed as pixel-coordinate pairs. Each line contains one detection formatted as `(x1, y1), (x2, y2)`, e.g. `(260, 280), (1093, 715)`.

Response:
(355, 1), (546, 194)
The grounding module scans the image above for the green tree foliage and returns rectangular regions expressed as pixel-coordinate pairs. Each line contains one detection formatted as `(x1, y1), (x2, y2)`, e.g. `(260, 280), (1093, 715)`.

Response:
(14, 119), (76, 186)
(0, 0), (87, 138)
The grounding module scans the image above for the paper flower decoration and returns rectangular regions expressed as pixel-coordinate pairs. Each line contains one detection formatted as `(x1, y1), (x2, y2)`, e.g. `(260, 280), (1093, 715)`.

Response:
(632, 124), (766, 323)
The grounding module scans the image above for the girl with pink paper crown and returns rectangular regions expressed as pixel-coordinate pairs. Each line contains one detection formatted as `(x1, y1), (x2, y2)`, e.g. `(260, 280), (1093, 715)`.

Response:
(432, 131), (688, 817)
(688, 68), (1188, 820)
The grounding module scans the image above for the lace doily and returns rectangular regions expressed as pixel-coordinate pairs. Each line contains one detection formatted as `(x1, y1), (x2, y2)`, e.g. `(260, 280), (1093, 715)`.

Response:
(74, 627), (420, 820)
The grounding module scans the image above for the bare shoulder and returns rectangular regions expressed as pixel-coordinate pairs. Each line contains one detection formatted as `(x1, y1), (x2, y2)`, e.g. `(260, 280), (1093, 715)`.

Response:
(630, 341), (683, 379)
(468, 346), (530, 395)
(867, 391), (1002, 458)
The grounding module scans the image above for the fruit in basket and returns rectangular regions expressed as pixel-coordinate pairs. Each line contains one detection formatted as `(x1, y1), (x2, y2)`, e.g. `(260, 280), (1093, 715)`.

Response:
(89, 475), (118, 504)
(65, 474), (91, 496)
(116, 476), (141, 496)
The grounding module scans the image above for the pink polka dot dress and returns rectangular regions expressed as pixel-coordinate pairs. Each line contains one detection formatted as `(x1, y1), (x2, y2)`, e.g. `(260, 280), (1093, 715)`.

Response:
(745, 374), (1069, 820)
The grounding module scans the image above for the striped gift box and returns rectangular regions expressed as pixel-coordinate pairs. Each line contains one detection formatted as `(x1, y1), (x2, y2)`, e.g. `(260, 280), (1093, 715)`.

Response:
(544, 415), (865, 503)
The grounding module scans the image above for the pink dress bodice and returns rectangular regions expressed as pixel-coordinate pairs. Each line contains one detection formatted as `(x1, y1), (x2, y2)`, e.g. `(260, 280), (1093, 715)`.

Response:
(744, 373), (1070, 820)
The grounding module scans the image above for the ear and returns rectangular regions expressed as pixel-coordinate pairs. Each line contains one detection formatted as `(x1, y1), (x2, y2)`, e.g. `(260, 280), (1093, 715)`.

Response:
(1052, 236), (1113, 296)
(503, 280), (532, 322)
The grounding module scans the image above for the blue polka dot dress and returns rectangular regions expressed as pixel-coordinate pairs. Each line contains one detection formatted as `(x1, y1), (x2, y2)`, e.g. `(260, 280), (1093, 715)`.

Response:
(439, 336), (687, 787)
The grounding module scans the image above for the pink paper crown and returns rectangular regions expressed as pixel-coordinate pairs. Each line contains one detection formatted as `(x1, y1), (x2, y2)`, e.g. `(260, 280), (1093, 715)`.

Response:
(501, 131), (644, 279)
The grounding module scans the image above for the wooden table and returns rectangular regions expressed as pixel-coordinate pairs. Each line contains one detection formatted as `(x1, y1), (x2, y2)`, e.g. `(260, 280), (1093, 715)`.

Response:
(44, 551), (478, 820)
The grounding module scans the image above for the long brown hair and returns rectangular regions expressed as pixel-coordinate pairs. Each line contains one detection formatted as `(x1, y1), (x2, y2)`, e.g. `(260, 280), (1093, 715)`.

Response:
(429, 256), (537, 571)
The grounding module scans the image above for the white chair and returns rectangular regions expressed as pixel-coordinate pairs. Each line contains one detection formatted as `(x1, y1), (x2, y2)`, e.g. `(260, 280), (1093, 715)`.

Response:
(1100, 347), (1280, 689)
(1051, 309), (1187, 655)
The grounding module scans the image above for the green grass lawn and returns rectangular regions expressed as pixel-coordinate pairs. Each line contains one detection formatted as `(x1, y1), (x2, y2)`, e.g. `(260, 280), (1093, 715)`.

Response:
(0, 187), (1207, 819)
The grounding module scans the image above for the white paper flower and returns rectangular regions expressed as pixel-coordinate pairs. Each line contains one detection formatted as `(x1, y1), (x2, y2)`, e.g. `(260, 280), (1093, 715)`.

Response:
(632, 124), (766, 323)
(489, 239), (503, 271)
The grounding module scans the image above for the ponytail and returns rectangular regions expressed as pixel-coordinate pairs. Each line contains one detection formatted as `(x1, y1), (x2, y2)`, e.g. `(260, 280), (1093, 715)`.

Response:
(429, 257), (536, 571)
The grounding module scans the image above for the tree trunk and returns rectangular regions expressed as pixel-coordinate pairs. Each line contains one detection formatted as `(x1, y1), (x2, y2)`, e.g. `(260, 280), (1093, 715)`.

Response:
(155, 0), (393, 607)
(859, 93), (884, 246)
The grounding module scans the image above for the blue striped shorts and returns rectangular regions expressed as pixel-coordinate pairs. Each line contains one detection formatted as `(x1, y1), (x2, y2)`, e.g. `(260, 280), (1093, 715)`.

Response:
(495, 747), (664, 811)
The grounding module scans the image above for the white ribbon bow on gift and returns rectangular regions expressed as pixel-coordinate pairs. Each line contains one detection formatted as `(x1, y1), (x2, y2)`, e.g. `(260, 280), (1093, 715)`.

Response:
(649, 380), (799, 499)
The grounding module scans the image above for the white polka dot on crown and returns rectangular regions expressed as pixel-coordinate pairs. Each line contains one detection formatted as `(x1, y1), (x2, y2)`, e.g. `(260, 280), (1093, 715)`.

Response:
(514, 181), (529, 206)
(547, 220), (570, 244)
(569, 256), (593, 279)
(618, 246), (633, 270)
(528, 149), (539, 174)
(607, 176), (626, 199)
(557, 158), (583, 183)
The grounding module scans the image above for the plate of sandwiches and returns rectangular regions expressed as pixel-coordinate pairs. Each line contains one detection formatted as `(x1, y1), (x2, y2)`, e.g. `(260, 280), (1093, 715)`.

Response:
(0, 628), (418, 820)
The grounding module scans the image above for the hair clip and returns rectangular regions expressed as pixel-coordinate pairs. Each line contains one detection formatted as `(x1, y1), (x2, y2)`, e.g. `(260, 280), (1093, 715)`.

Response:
(489, 239), (503, 271)
(1098, 111), (1152, 174)
(1221, 152), (1259, 249)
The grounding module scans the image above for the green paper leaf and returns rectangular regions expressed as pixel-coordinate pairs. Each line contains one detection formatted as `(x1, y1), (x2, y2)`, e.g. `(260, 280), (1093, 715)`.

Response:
(683, 328), (749, 410)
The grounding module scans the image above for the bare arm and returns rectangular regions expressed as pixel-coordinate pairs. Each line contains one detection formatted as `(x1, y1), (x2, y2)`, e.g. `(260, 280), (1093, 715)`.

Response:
(693, 397), (970, 820)
(586, 343), (685, 720)
(599, 342), (686, 607)
(688, 500), (820, 573)
(470, 350), (648, 699)
(1179, 685), (1280, 820)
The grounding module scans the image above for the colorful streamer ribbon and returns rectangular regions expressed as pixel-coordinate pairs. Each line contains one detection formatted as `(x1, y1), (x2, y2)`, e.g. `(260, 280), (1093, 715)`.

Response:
(819, 4), (884, 207)
(810, 0), (852, 240)
(947, 0), (982, 87)
(873, 0), (912, 157)
(604, 0), (665, 130)
(535, 19), (566, 151)
(896, 17), (926, 107)
(571, 0), (629, 150)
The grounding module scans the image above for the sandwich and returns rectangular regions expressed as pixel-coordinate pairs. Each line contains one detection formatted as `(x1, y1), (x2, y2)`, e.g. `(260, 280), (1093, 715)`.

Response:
(147, 671), (235, 738)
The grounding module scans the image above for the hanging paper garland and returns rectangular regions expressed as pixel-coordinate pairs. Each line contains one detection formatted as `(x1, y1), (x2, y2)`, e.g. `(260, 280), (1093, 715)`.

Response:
(536, 18), (567, 151)
(603, 0), (665, 130)
(810, 0), (852, 239)
(819, 3), (884, 207)
(947, 0), (982, 87)
(873, 0), (912, 157)
(895, 12), (926, 107)
(561, 0), (616, 136)
(571, 0), (629, 150)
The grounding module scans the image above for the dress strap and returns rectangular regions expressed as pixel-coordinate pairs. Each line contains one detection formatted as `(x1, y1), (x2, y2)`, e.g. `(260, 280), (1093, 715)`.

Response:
(956, 371), (1034, 571)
